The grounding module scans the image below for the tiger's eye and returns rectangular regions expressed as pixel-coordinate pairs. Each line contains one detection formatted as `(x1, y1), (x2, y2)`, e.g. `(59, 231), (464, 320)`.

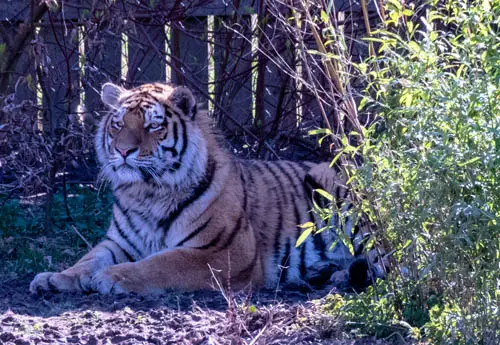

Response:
(111, 120), (123, 129)
(147, 123), (163, 132)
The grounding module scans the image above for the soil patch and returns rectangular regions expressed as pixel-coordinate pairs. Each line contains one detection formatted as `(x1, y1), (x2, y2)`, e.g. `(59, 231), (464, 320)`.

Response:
(0, 276), (412, 345)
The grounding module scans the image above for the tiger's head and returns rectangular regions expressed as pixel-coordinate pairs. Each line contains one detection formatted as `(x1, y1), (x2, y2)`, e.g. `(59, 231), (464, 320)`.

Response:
(96, 82), (209, 188)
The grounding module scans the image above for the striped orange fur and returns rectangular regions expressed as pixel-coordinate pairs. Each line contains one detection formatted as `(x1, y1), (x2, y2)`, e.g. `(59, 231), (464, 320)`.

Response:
(30, 82), (388, 295)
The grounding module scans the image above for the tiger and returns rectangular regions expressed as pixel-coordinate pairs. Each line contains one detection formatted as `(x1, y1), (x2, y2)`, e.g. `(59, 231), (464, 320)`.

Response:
(29, 82), (388, 295)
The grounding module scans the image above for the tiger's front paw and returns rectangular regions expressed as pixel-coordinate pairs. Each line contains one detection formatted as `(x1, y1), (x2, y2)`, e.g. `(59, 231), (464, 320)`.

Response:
(30, 272), (89, 294)
(90, 263), (140, 295)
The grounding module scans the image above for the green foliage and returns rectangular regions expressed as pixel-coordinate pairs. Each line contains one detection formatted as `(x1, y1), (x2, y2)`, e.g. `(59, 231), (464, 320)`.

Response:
(0, 185), (112, 279)
(320, 283), (421, 339)
(335, 0), (500, 344)
(316, 0), (499, 344)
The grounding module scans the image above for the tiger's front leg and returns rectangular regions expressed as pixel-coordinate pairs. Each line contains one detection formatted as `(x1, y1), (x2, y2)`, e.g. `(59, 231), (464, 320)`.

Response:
(29, 239), (131, 294)
(90, 248), (259, 295)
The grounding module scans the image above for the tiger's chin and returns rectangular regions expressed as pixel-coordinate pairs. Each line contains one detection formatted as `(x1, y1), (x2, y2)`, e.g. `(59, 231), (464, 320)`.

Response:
(110, 164), (145, 185)
(108, 162), (174, 188)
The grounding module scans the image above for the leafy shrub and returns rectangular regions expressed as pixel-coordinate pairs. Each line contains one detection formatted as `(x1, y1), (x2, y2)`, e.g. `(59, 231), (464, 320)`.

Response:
(317, 0), (499, 344)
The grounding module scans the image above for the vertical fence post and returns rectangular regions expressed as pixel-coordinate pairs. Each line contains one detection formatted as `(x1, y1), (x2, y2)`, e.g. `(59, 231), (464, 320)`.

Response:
(38, 21), (80, 133)
(84, 30), (122, 119)
(170, 17), (209, 108)
(213, 14), (253, 132)
(0, 21), (37, 103)
(126, 18), (167, 86)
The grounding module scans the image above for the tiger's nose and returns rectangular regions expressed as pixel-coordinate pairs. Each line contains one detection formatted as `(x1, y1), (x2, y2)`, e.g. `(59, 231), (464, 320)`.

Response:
(116, 147), (139, 158)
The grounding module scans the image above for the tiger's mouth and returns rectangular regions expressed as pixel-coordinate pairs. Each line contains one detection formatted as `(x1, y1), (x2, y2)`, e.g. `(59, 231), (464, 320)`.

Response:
(117, 162), (134, 169)
(110, 160), (143, 180)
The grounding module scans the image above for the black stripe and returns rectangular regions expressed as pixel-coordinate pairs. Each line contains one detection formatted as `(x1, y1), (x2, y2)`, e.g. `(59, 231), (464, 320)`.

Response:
(111, 214), (143, 258)
(217, 216), (243, 251)
(285, 162), (308, 190)
(275, 164), (303, 228)
(191, 103), (197, 120)
(260, 163), (286, 268)
(178, 118), (188, 161)
(305, 191), (327, 261)
(242, 163), (256, 218)
(173, 121), (179, 147)
(161, 145), (178, 157)
(299, 239), (307, 277)
(194, 230), (223, 250)
(115, 199), (141, 237)
(102, 115), (113, 154)
(275, 162), (313, 271)
(176, 217), (212, 247)
(235, 248), (258, 282)
(304, 173), (321, 194)
(101, 244), (118, 264)
(295, 161), (314, 173)
(304, 172), (330, 208)
(279, 240), (291, 283)
(287, 163), (320, 276)
(157, 121), (178, 157)
(129, 209), (155, 233)
(300, 165), (332, 260)
(114, 182), (135, 193)
(276, 162), (302, 195)
(139, 167), (152, 183)
(163, 105), (173, 117)
(254, 164), (284, 258)
(106, 237), (135, 262)
(287, 163), (316, 216)
(238, 164), (248, 212)
(245, 162), (257, 184)
(313, 230), (328, 260)
(158, 158), (216, 242)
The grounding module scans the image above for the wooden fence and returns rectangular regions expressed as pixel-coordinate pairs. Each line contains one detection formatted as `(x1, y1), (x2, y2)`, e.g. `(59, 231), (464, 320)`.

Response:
(0, 0), (376, 162)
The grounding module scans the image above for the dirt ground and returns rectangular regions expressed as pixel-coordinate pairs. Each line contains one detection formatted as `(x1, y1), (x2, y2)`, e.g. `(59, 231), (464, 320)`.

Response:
(0, 275), (413, 345)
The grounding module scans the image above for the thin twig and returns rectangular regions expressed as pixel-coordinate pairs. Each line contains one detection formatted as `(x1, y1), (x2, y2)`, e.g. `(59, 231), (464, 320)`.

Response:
(70, 224), (93, 250)
(248, 324), (268, 345)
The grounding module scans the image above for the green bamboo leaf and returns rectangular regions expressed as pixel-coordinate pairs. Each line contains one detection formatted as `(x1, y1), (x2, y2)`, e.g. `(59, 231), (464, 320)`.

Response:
(320, 10), (329, 24)
(458, 157), (481, 167)
(308, 128), (332, 136)
(296, 224), (314, 247)
(314, 189), (333, 201)
(329, 151), (343, 168)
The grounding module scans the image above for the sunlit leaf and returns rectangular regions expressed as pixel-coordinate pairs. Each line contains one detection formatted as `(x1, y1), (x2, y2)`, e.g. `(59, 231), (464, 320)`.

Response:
(296, 224), (314, 247)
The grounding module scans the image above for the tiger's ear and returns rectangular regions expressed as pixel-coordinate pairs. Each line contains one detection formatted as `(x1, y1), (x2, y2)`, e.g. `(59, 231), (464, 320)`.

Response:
(169, 86), (197, 119)
(101, 83), (124, 109)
